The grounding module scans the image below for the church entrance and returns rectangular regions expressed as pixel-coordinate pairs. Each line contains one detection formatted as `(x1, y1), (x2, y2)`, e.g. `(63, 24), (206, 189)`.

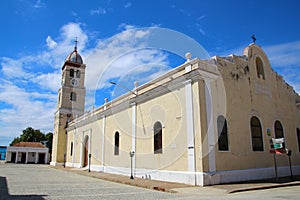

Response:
(83, 136), (89, 167)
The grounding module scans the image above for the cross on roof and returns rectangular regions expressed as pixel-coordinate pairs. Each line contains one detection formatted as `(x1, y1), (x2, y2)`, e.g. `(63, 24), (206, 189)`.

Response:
(251, 34), (256, 44)
(74, 37), (79, 50)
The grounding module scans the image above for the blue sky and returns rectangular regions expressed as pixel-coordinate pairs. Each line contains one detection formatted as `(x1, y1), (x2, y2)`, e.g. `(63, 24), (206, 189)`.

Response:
(0, 0), (300, 146)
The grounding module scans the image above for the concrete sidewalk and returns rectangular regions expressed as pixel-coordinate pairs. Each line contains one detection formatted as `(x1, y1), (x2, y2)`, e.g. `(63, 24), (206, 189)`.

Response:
(51, 166), (300, 196)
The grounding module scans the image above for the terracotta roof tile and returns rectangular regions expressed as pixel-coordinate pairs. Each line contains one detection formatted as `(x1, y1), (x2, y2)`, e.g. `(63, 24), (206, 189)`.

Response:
(13, 142), (47, 148)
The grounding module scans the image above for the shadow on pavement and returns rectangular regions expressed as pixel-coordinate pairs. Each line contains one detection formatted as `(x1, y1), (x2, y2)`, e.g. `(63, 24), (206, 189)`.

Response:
(211, 175), (300, 193)
(0, 176), (46, 199)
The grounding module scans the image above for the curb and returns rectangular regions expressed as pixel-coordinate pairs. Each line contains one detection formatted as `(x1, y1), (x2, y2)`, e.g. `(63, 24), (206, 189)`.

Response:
(65, 169), (188, 193)
(51, 166), (300, 195)
(228, 181), (300, 193)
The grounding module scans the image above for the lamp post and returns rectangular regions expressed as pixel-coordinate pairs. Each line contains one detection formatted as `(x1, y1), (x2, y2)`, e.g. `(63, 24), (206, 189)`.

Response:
(110, 81), (138, 180)
(88, 153), (91, 172)
(287, 150), (293, 179)
(129, 151), (135, 179)
(109, 81), (137, 96)
(63, 154), (66, 168)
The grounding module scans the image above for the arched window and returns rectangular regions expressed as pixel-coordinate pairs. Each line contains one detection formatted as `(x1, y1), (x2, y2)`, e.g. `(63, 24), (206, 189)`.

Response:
(250, 116), (264, 151)
(275, 120), (285, 148)
(70, 92), (76, 101)
(297, 128), (300, 152)
(154, 122), (162, 154)
(256, 57), (265, 80)
(76, 70), (80, 78)
(70, 69), (74, 77)
(217, 115), (229, 151)
(114, 132), (119, 155)
(274, 120), (284, 138)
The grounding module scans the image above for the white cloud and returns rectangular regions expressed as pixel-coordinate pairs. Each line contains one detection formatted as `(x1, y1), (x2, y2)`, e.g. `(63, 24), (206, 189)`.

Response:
(71, 11), (78, 17)
(0, 23), (180, 145)
(0, 81), (56, 139)
(46, 36), (57, 49)
(124, 2), (132, 8)
(264, 41), (300, 93)
(34, 0), (46, 8)
(0, 22), (90, 144)
(32, 72), (61, 92)
(0, 57), (32, 78)
(90, 7), (106, 15)
(264, 41), (300, 68)
(84, 27), (166, 90)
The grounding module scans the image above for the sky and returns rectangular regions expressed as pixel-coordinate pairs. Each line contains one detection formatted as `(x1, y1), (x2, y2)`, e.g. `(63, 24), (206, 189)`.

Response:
(0, 0), (300, 146)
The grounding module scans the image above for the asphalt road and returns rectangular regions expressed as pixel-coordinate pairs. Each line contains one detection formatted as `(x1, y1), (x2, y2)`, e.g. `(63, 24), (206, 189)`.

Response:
(0, 163), (299, 200)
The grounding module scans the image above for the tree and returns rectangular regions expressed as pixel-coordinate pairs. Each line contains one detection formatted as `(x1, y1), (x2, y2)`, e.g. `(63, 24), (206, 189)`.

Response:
(10, 127), (53, 154)
(19, 127), (46, 142)
(45, 132), (53, 153)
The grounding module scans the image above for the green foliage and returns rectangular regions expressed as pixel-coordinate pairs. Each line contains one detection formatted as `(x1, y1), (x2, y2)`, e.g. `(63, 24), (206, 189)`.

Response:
(10, 137), (21, 146)
(10, 127), (53, 153)
(45, 132), (53, 152)
(19, 127), (46, 142)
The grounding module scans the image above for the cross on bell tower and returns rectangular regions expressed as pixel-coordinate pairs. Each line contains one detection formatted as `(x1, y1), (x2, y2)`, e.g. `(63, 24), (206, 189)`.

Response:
(74, 37), (79, 51)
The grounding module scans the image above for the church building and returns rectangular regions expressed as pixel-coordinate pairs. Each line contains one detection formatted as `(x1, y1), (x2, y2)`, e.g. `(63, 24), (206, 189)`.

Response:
(51, 42), (300, 186)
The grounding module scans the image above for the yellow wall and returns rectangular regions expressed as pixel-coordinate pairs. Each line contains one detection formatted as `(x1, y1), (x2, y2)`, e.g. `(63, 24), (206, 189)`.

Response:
(64, 44), (300, 176)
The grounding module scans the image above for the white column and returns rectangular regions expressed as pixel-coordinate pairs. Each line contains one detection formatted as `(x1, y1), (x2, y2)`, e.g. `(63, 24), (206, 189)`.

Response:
(131, 82), (138, 177)
(35, 152), (39, 164)
(185, 79), (195, 172)
(89, 129), (92, 166)
(15, 152), (18, 163)
(79, 131), (84, 167)
(205, 80), (216, 172)
(185, 63), (197, 185)
(101, 115), (106, 171)
(45, 152), (48, 164)
(25, 151), (29, 164)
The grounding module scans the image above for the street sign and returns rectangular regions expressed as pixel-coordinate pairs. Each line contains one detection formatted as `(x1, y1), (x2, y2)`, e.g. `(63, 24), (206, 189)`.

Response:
(270, 148), (287, 154)
(270, 138), (285, 153)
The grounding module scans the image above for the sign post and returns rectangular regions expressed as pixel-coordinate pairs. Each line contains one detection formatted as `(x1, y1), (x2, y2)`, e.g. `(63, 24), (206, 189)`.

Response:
(273, 154), (278, 182)
(269, 138), (288, 182)
(287, 150), (293, 179)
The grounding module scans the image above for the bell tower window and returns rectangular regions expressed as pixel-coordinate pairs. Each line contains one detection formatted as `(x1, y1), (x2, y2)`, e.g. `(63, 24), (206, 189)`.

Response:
(76, 70), (80, 78)
(70, 69), (74, 77)
(70, 92), (76, 101)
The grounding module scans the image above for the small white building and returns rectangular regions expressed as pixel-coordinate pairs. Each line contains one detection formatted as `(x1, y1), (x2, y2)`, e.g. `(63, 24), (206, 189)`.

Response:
(6, 142), (49, 164)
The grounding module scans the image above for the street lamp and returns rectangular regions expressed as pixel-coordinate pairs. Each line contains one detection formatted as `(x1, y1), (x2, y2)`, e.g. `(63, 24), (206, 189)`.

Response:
(63, 154), (66, 168)
(129, 151), (135, 179)
(88, 153), (91, 172)
(109, 81), (137, 96)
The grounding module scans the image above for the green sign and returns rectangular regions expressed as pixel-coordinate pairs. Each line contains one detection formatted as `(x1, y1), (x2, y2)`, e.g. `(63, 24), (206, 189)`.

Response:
(273, 143), (282, 149)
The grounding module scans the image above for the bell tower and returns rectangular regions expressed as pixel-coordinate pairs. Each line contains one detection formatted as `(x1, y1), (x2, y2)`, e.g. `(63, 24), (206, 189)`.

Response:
(50, 41), (86, 166)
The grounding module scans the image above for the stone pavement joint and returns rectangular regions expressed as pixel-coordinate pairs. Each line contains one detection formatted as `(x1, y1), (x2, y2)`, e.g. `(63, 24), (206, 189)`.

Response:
(51, 166), (300, 195)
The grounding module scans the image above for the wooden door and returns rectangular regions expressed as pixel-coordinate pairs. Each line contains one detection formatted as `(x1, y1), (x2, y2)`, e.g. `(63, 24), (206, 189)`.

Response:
(83, 139), (88, 167)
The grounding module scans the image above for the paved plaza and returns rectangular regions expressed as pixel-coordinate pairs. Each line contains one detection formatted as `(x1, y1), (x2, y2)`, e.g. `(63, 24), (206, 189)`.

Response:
(0, 164), (180, 200)
(1, 163), (300, 200)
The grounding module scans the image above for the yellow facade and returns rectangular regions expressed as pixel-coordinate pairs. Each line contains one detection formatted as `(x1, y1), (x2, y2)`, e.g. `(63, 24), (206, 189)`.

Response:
(53, 43), (300, 185)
